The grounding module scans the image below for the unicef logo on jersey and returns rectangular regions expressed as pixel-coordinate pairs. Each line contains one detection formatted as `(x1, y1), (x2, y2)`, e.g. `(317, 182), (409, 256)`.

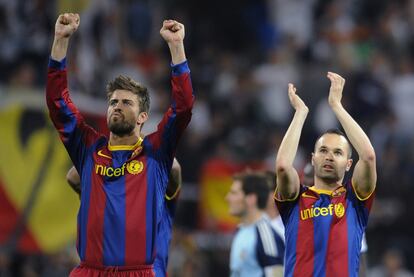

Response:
(300, 203), (345, 220)
(95, 160), (144, 177)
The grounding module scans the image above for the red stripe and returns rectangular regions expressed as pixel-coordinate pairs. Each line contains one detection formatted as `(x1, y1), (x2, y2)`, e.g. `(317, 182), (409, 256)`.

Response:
(294, 196), (315, 277)
(85, 170), (106, 264)
(0, 178), (40, 253)
(125, 158), (148, 265)
(326, 196), (349, 277)
(171, 73), (194, 112)
(46, 69), (67, 134)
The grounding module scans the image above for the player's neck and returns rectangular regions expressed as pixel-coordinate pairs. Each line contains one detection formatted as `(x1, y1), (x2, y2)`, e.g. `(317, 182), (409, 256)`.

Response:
(243, 209), (263, 225)
(109, 132), (141, 146)
(266, 206), (280, 219)
(314, 176), (342, 191)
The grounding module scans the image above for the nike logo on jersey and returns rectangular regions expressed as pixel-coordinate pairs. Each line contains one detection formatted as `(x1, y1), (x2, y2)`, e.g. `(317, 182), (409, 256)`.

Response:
(97, 150), (112, 159)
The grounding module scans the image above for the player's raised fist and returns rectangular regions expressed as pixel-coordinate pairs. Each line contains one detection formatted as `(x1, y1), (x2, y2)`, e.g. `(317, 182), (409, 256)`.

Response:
(55, 13), (80, 39)
(160, 20), (185, 44)
(288, 83), (308, 113)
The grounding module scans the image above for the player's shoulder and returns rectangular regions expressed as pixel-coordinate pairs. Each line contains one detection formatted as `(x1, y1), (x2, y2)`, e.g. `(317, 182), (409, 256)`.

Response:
(255, 217), (278, 241)
(254, 216), (282, 258)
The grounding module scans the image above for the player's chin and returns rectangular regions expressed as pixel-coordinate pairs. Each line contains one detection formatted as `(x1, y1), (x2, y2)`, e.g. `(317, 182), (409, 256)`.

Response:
(319, 172), (339, 182)
(228, 209), (240, 217)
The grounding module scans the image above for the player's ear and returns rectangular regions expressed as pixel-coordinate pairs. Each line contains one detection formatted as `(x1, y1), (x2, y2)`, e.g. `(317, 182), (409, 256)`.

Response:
(345, 159), (353, 172)
(311, 153), (315, 166)
(137, 112), (148, 125)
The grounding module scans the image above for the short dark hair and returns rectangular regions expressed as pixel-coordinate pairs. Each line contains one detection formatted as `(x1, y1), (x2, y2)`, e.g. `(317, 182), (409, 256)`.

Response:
(233, 172), (270, 209)
(106, 75), (150, 113)
(264, 170), (277, 191)
(314, 128), (352, 158)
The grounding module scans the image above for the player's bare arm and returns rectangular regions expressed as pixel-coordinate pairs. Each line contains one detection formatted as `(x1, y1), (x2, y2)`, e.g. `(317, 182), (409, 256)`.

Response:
(275, 83), (309, 200)
(160, 20), (186, 65)
(166, 158), (182, 199)
(66, 166), (81, 197)
(327, 72), (377, 198)
(51, 13), (80, 61)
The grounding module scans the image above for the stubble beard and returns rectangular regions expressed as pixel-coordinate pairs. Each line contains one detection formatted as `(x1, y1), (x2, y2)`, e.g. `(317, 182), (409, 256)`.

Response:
(108, 117), (135, 137)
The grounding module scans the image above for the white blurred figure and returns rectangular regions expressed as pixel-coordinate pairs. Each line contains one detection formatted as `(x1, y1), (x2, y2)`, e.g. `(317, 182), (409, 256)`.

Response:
(368, 248), (414, 277)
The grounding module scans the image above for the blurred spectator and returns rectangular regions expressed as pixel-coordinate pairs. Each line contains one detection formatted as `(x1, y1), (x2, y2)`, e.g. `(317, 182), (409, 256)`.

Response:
(369, 248), (414, 277)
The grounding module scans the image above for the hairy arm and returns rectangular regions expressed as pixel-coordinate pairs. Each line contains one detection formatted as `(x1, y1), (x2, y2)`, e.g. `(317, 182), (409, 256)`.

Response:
(275, 84), (309, 200)
(327, 72), (377, 199)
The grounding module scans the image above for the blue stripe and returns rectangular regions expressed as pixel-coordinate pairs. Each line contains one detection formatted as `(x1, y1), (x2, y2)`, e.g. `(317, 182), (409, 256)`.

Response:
(154, 205), (172, 276)
(312, 196), (332, 277)
(59, 99), (77, 139)
(79, 154), (93, 261)
(49, 57), (67, 70)
(171, 60), (190, 76)
(161, 115), (177, 168)
(145, 157), (158, 263)
(284, 204), (299, 277)
(102, 168), (126, 265)
(58, 99), (85, 165)
(346, 195), (362, 277)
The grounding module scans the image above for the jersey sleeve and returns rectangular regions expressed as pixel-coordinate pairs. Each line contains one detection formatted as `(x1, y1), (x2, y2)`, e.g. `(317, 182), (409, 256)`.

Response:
(145, 61), (194, 183)
(255, 220), (285, 268)
(274, 185), (305, 224)
(46, 58), (103, 171)
(346, 180), (375, 227)
(347, 180), (375, 211)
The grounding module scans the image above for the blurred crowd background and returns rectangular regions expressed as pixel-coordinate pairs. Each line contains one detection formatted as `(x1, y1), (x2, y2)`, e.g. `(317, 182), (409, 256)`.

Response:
(1, 0), (414, 276)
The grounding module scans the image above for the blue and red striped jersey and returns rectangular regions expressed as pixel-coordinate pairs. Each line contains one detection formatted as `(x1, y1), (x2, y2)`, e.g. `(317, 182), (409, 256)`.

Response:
(46, 58), (194, 267)
(275, 180), (375, 277)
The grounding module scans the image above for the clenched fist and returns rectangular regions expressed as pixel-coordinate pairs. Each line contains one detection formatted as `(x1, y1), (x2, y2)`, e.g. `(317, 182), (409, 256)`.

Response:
(160, 20), (185, 44)
(55, 13), (80, 39)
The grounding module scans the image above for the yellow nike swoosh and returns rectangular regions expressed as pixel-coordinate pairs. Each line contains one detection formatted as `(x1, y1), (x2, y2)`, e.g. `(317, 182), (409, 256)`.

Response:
(302, 192), (318, 199)
(97, 150), (112, 159)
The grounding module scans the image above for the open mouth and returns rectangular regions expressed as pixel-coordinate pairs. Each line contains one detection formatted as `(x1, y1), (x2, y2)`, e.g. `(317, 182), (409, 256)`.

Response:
(323, 164), (334, 170)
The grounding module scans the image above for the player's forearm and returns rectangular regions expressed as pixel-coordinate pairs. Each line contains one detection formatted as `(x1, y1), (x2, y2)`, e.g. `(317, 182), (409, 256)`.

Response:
(276, 110), (308, 168)
(331, 103), (376, 161)
(51, 37), (70, 61)
(275, 111), (306, 198)
(168, 42), (186, 65)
